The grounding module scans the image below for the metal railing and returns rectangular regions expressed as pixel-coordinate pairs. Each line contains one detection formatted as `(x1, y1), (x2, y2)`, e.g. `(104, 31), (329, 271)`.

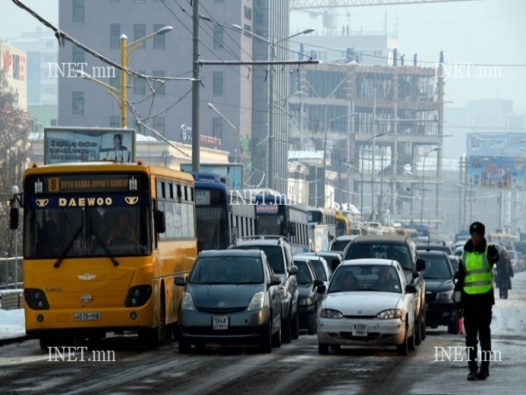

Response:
(0, 256), (23, 290)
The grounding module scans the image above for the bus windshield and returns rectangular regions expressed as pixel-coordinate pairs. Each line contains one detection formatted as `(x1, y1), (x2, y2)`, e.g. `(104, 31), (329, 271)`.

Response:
(256, 214), (286, 236)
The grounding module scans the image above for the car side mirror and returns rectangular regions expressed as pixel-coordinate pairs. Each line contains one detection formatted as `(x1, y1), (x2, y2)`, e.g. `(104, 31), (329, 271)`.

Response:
(313, 279), (324, 287)
(413, 271), (420, 278)
(175, 276), (186, 286)
(317, 284), (326, 294)
(405, 284), (417, 294)
(416, 258), (426, 271)
(289, 265), (298, 276)
(270, 275), (281, 286)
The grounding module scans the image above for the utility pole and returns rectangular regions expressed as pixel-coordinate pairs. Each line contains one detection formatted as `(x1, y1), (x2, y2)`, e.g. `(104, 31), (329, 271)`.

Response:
(191, 0), (200, 172)
(371, 88), (377, 218)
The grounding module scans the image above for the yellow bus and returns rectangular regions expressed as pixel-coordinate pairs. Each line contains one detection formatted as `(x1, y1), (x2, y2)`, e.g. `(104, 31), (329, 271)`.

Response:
(12, 162), (197, 349)
(395, 228), (418, 240)
(335, 210), (350, 237)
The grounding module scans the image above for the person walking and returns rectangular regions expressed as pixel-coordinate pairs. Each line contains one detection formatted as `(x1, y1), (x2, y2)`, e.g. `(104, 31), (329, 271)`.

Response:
(455, 221), (499, 381)
(497, 248), (514, 299)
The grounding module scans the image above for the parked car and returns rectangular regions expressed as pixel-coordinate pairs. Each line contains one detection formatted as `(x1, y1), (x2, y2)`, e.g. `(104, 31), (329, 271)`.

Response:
(418, 250), (459, 334)
(316, 258), (418, 356)
(175, 249), (282, 353)
(292, 257), (324, 335)
(416, 243), (453, 255)
(330, 235), (359, 253)
(294, 254), (332, 286)
(301, 251), (342, 272)
(342, 235), (427, 345)
(229, 236), (299, 343)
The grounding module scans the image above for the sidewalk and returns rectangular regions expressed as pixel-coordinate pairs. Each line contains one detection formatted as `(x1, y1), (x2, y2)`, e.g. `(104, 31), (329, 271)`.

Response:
(0, 308), (25, 341)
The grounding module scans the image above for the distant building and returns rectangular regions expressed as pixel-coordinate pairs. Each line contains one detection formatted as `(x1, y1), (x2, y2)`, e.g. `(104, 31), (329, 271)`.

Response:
(0, 43), (28, 110)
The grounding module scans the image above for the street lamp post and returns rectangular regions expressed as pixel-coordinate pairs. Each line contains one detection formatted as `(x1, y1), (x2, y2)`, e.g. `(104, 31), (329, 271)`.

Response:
(420, 147), (441, 224)
(208, 103), (237, 161)
(232, 25), (314, 190)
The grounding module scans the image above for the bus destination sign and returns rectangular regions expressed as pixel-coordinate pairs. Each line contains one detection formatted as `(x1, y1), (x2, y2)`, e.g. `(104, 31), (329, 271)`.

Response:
(26, 174), (147, 194)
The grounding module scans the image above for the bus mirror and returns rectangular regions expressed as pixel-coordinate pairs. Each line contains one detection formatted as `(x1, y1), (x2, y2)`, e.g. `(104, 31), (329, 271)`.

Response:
(154, 210), (166, 234)
(9, 207), (19, 230)
(288, 223), (296, 236)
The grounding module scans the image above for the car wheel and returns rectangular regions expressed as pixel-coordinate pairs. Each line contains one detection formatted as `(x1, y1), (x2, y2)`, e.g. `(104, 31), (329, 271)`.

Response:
(282, 308), (292, 344)
(330, 344), (341, 351)
(260, 320), (272, 353)
(307, 306), (317, 335)
(39, 332), (56, 350)
(272, 315), (282, 348)
(448, 311), (460, 335)
(396, 323), (409, 356)
(415, 314), (423, 346)
(291, 306), (300, 340)
(408, 317), (416, 351)
(318, 343), (329, 355)
(178, 338), (191, 354)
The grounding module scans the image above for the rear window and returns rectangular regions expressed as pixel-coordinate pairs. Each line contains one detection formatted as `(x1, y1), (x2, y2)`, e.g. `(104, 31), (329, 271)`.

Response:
(235, 245), (285, 274)
(331, 240), (352, 251)
(420, 255), (453, 280)
(346, 242), (412, 270)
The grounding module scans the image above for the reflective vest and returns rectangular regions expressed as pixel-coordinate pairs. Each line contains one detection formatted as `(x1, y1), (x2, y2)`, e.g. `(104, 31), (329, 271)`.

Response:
(462, 246), (493, 294)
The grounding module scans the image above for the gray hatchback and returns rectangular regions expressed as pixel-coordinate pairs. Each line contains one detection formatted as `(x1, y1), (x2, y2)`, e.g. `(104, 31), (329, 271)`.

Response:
(176, 249), (282, 353)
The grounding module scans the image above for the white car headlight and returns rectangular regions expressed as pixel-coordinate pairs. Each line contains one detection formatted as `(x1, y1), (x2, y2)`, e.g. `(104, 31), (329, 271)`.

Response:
(299, 297), (313, 306)
(247, 292), (265, 311)
(436, 290), (454, 300)
(320, 309), (343, 319)
(377, 309), (403, 319)
(182, 292), (196, 311)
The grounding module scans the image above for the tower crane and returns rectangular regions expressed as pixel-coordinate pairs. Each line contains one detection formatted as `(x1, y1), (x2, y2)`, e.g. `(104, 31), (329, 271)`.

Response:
(291, 0), (477, 35)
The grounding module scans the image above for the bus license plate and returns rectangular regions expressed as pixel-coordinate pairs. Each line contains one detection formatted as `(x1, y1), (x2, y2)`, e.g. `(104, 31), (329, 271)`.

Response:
(212, 316), (229, 330)
(74, 312), (101, 321)
(352, 324), (367, 336)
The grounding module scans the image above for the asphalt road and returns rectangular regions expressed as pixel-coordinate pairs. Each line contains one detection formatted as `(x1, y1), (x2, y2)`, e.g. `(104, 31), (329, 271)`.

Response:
(1, 272), (525, 395)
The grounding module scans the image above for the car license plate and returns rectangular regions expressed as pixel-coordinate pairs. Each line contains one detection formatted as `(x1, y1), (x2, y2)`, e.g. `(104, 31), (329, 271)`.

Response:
(212, 316), (229, 330)
(352, 324), (367, 336)
(74, 312), (101, 321)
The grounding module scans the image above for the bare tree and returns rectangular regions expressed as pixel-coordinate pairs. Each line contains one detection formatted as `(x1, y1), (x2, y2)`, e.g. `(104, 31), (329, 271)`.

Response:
(0, 69), (31, 269)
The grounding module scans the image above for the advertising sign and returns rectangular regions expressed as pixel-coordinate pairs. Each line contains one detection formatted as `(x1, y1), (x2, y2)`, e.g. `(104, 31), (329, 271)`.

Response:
(180, 163), (243, 190)
(466, 133), (526, 190)
(44, 128), (136, 164)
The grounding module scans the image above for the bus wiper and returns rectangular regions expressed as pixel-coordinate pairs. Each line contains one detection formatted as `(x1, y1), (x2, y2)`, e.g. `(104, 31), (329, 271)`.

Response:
(54, 227), (82, 268)
(90, 227), (119, 267)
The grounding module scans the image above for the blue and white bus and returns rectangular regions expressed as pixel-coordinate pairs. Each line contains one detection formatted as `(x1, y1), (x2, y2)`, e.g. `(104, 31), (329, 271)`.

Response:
(241, 189), (309, 254)
(193, 173), (256, 252)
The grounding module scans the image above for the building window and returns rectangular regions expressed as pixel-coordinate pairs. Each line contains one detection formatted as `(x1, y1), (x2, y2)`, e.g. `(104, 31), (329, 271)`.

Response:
(72, 46), (84, 64)
(134, 24), (146, 49)
(110, 70), (121, 89)
(244, 6), (252, 20)
(152, 70), (165, 94)
(373, 50), (382, 56)
(73, 0), (84, 23)
(153, 24), (167, 49)
(213, 71), (223, 96)
(134, 71), (146, 95)
(50, 119), (58, 126)
(255, 11), (264, 25)
(72, 92), (84, 116)
(212, 118), (223, 140)
(110, 116), (120, 128)
(46, 41), (54, 48)
(243, 24), (252, 37)
(213, 25), (223, 49)
(153, 117), (165, 136)
(111, 24), (120, 48)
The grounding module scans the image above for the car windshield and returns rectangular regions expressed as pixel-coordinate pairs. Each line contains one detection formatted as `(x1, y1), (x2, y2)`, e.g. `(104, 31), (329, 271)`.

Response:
(310, 260), (328, 281)
(331, 240), (352, 251)
(189, 256), (264, 284)
(294, 260), (313, 284)
(421, 256), (452, 280)
(328, 265), (401, 294)
(346, 243), (412, 271)
(235, 245), (285, 274)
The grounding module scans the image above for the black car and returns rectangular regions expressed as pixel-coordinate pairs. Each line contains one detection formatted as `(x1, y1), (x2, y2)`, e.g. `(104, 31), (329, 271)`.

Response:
(229, 236), (300, 343)
(418, 250), (459, 334)
(293, 257), (324, 335)
(343, 235), (427, 345)
(175, 249), (283, 353)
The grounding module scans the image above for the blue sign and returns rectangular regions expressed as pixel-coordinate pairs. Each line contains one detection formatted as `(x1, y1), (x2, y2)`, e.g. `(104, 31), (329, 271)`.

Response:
(181, 163), (243, 190)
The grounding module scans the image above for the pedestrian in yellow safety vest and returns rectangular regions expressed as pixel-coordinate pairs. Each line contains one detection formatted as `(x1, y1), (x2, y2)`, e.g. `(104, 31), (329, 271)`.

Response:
(455, 221), (499, 382)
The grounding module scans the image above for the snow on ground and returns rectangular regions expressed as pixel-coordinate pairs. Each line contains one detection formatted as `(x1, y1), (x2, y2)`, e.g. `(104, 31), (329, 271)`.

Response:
(0, 309), (25, 340)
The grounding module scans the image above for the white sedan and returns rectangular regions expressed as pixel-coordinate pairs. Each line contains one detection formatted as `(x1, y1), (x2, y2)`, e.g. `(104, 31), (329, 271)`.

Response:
(317, 258), (418, 356)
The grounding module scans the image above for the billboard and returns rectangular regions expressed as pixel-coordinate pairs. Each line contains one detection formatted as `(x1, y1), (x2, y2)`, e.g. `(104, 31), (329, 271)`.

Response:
(44, 128), (136, 164)
(467, 133), (526, 190)
(180, 163), (243, 190)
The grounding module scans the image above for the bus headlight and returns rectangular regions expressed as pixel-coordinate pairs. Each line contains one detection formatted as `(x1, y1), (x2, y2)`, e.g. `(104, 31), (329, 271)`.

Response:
(24, 288), (50, 310)
(125, 285), (152, 307)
